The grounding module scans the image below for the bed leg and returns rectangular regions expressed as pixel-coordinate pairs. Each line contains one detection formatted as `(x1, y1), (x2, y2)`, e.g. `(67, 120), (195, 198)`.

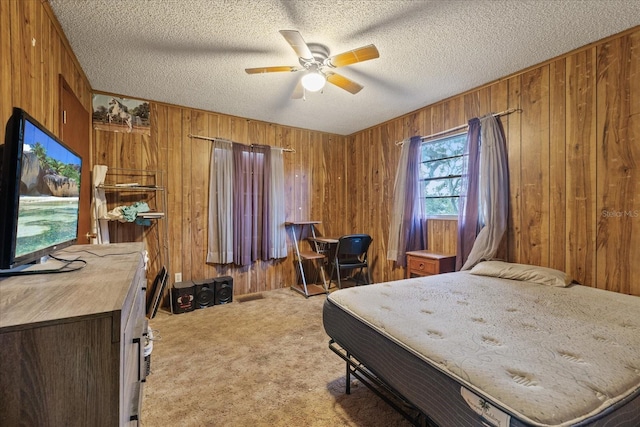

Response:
(346, 352), (351, 394)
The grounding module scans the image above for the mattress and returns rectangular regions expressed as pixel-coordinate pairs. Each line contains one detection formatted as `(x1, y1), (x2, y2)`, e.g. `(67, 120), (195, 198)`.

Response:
(322, 272), (640, 427)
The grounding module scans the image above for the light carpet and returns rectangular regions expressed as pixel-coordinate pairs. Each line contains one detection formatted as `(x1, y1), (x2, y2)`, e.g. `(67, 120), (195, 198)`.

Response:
(141, 287), (412, 427)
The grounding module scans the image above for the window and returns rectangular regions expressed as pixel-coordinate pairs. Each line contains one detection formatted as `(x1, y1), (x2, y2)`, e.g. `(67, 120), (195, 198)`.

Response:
(419, 132), (467, 215)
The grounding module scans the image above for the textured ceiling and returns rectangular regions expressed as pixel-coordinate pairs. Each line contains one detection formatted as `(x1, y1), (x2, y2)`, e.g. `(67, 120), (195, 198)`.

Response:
(48, 0), (640, 136)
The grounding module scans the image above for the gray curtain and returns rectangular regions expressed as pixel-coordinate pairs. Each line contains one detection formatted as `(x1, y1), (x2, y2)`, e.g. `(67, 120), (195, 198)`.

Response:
(387, 135), (425, 267)
(458, 114), (509, 270)
(268, 148), (287, 259)
(387, 138), (411, 261)
(207, 141), (234, 264)
(456, 119), (481, 270)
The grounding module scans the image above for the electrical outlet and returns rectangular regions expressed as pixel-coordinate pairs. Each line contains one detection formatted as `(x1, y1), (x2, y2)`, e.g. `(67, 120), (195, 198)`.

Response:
(175, 272), (182, 283)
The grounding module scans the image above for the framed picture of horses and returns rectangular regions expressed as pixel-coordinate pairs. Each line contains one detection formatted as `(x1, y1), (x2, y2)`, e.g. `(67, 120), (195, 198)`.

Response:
(92, 94), (151, 135)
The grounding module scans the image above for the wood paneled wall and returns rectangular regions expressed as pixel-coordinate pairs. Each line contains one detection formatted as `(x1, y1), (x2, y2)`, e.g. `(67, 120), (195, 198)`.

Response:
(1, 1), (92, 140)
(7, 3), (637, 297)
(348, 27), (640, 296)
(93, 106), (349, 297)
(426, 219), (458, 256)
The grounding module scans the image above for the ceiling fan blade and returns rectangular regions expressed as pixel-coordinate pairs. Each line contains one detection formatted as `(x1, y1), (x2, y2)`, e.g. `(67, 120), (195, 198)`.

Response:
(279, 30), (314, 61)
(326, 44), (379, 68)
(291, 79), (304, 99)
(326, 72), (363, 94)
(245, 66), (301, 74)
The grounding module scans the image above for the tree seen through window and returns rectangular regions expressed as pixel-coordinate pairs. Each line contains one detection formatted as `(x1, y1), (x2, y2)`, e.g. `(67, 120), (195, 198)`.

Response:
(419, 132), (466, 215)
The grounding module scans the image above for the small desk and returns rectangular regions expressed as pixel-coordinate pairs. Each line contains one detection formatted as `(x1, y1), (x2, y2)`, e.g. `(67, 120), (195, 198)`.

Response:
(405, 251), (456, 278)
(285, 221), (329, 297)
(309, 237), (339, 244)
(307, 236), (339, 257)
(308, 237), (340, 287)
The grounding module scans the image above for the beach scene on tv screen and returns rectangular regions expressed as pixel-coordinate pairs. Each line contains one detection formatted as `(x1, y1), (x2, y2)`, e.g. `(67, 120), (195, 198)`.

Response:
(15, 120), (81, 258)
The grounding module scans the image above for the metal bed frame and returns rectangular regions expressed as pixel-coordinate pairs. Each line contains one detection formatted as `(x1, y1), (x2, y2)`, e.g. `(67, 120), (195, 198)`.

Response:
(329, 339), (438, 427)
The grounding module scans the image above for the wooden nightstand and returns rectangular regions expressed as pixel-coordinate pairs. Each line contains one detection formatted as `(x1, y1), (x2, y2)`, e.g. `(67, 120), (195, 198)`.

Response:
(405, 251), (456, 278)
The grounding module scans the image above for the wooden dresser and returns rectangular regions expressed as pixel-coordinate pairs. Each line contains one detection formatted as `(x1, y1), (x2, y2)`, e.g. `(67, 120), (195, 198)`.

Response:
(406, 250), (456, 278)
(0, 243), (148, 426)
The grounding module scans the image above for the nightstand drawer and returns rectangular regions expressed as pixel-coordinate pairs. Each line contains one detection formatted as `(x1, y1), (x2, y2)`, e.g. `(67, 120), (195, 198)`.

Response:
(407, 257), (437, 275)
(405, 251), (456, 278)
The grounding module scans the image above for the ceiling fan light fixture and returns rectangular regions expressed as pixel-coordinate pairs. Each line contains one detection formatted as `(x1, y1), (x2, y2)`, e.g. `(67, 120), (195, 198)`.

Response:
(246, 30), (378, 98)
(301, 71), (326, 92)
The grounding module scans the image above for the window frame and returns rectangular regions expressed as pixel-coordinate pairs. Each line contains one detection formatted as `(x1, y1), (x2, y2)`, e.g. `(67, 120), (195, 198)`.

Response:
(418, 131), (467, 217)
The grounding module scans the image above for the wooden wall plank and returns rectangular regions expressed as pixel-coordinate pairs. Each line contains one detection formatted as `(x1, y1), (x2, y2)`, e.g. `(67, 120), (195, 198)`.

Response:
(628, 31), (640, 297)
(566, 47), (597, 287)
(320, 133), (335, 234)
(370, 127), (385, 272)
(309, 130), (324, 230)
(464, 91), (481, 119)
(280, 126), (297, 287)
(39, 4), (55, 128)
(332, 134), (348, 235)
(345, 130), (359, 232)
(419, 105), (434, 138)
(18, 0), (38, 117)
(134, 106), (160, 292)
(369, 128), (381, 269)
(166, 105), (184, 289)
(0, 0), (12, 123)
(95, 126), (119, 172)
(180, 110), (193, 284)
(32, 1), (44, 121)
(549, 58), (567, 272)
(293, 129), (309, 224)
(427, 219), (458, 255)
(477, 87), (493, 118)
(379, 119), (404, 282)
(279, 126), (295, 222)
(489, 81), (509, 260)
(9, 1), (24, 112)
(403, 111), (421, 139)
(506, 75), (522, 263)
(596, 33), (640, 295)
(189, 111), (209, 283)
(520, 67), (550, 267)
(443, 96), (464, 131)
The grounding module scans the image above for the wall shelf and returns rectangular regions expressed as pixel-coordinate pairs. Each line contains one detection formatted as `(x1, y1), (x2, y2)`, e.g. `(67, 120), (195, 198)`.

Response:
(94, 167), (171, 312)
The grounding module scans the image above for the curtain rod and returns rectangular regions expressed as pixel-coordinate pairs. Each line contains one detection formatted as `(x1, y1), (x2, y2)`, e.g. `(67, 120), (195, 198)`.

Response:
(395, 108), (522, 146)
(188, 134), (296, 152)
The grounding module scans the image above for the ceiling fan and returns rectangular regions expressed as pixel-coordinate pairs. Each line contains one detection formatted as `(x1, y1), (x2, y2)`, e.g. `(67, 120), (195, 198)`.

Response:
(245, 30), (379, 99)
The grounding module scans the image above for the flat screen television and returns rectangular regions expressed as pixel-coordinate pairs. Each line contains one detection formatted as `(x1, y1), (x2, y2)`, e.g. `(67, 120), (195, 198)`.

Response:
(0, 107), (82, 271)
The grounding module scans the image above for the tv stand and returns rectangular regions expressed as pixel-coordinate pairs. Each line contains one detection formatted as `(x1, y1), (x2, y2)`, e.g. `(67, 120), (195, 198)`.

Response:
(0, 242), (148, 426)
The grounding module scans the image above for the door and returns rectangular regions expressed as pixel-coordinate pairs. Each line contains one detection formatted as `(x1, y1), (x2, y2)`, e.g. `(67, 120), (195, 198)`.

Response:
(59, 76), (91, 243)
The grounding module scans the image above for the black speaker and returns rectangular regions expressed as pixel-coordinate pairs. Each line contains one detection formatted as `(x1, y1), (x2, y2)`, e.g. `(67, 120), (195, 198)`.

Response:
(214, 276), (233, 305)
(194, 280), (216, 309)
(171, 281), (195, 314)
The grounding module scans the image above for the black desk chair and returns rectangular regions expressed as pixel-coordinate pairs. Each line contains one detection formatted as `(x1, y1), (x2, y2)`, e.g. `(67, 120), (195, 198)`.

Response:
(330, 234), (373, 289)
